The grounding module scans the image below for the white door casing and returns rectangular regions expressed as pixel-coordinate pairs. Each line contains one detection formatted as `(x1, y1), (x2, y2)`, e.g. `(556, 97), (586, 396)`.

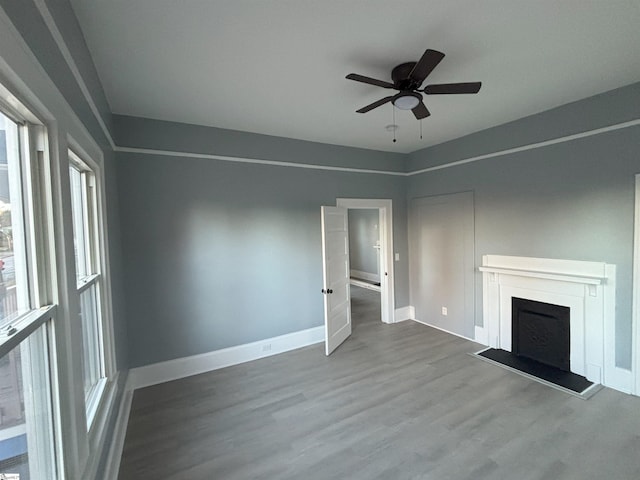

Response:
(336, 198), (395, 324)
(321, 206), (352, 355)
(633, 174), (640, 395)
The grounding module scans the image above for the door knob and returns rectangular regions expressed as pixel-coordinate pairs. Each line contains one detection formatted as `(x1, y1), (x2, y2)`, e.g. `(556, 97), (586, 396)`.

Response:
(327, 289), (333, 294)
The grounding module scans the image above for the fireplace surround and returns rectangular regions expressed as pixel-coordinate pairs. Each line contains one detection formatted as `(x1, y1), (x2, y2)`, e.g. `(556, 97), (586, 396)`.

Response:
(479, 255), (616, 385)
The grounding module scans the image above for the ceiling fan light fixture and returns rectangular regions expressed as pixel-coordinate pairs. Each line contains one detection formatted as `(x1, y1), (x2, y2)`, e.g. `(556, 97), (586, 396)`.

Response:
(393, 92), (420, 110)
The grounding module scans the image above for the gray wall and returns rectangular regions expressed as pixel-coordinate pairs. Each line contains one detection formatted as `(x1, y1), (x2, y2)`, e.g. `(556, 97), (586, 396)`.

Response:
(408, 82), (640, 369)
(348, 209), (379, 277)
(114, 115), (406, 173)
(115, 117), (409, 368)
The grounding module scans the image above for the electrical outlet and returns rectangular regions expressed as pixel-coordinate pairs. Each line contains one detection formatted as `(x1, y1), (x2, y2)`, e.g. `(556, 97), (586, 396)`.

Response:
(262, 344), (272, 352)
(441, 307), (448, 316)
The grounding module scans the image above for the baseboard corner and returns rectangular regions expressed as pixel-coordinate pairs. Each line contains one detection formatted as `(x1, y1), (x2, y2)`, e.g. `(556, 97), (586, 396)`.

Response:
(474, 325), (489, 346)
(604, 365), (634, 395)
(394, 305), (415, 323)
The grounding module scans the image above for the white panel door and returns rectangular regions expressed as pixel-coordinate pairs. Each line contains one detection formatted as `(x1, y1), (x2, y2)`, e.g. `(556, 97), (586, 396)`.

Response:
(321, 206), (351, 355)
(409, 192), (475, 339)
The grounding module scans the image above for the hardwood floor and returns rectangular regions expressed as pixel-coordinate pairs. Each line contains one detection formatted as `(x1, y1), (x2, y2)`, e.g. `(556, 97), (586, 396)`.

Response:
(118, 286), (640, 479)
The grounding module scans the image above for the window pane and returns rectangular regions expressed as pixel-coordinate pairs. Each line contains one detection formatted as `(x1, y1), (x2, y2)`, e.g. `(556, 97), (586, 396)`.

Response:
(69, 165), (87, 280)
(0, 113), (30, 330)
(0, 324), (56, 479)
(80, 283), (101, 397)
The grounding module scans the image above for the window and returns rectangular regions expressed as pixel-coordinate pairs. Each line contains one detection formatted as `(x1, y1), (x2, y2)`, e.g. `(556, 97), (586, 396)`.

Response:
(0, 110), (58, 479)
(69, 152), (106, 424)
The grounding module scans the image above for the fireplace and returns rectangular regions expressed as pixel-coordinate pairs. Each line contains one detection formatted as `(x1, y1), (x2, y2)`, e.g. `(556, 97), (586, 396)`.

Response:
(478, 255), (617, 387)
(511, 297), (570, 371)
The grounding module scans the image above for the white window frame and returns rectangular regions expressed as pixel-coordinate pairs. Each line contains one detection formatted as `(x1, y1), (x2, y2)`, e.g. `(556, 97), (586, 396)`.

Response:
(68, 146), (115, 429)
(0, 12), (125, 477)
(0, 100), (62, 479)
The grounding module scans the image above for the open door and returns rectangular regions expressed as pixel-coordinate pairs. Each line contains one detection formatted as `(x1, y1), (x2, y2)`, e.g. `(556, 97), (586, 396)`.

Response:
(321, 206), (351, 355)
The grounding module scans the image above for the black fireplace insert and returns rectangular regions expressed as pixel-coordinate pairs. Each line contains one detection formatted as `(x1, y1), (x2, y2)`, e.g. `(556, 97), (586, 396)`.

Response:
(512, 297), (570, 371)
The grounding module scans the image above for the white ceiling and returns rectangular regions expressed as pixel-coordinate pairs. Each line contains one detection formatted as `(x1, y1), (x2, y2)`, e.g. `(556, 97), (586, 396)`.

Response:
(69, 0), (640, 154)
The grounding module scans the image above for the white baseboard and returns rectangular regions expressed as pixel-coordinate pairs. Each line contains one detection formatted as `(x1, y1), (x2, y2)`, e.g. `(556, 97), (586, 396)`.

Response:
(350, 269), (380, 283)
(129, 326), (325, 390)
(474, 325), (489, 346)
(412, 317), (476, 342)
(604, 365), (634, 394)
(103, 377), (134, 480)
(394, 305), (415, 323)
(350, 278), (381, 292)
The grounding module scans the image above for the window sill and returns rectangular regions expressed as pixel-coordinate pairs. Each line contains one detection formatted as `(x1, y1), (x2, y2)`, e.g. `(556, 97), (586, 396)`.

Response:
(77, 273), (99, 294)
(85, 376), (107, 431)
(0, 305), (56, 358)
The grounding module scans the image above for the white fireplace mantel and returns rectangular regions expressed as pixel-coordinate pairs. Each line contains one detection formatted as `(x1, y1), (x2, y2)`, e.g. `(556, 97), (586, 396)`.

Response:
(478, 255), (616, 386)
(478, 266), (605, 286)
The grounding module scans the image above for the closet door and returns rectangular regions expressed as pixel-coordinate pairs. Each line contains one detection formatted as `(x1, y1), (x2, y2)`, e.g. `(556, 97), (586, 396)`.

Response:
(409, 192), (475, 339)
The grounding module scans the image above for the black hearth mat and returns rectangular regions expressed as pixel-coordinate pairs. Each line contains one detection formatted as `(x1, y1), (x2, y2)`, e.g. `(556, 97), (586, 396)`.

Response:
(477, 348), (594, 394)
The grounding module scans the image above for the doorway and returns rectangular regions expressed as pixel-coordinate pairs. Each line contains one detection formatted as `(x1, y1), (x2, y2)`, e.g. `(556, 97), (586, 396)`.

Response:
(348, 208), (381, 291)
(337, 198), (395, 326)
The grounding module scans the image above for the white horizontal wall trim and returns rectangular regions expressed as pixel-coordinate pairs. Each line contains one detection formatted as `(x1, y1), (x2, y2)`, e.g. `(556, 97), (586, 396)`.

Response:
(408, 118), (640, 176)
(34, 0), (116, 149)
(34, 4), (639, 176)
(115, 118), (640, 176)
(128, 326), (325, 390)
(114, 145), (406, 176)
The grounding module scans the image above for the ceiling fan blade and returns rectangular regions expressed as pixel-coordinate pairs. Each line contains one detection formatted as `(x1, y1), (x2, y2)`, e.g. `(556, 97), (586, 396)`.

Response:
(412, 101), (430, 120)
(409, 49), (445, 84)
(423, 82), (482, 94)
(346, 73), (396, 89)
(356, 96), (394, 113)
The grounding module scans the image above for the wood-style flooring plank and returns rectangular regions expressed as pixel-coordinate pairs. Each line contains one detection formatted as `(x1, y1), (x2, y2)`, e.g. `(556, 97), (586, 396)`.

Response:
(118, 286), (640, 479)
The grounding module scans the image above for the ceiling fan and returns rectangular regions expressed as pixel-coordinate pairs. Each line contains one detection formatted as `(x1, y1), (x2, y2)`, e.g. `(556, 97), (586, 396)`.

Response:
(346, 48), (481, 119)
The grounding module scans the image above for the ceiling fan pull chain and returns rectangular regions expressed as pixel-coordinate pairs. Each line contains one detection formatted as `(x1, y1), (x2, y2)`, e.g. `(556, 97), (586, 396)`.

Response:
(392, 105), (397, 143)
(420, 119), (423, 140)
